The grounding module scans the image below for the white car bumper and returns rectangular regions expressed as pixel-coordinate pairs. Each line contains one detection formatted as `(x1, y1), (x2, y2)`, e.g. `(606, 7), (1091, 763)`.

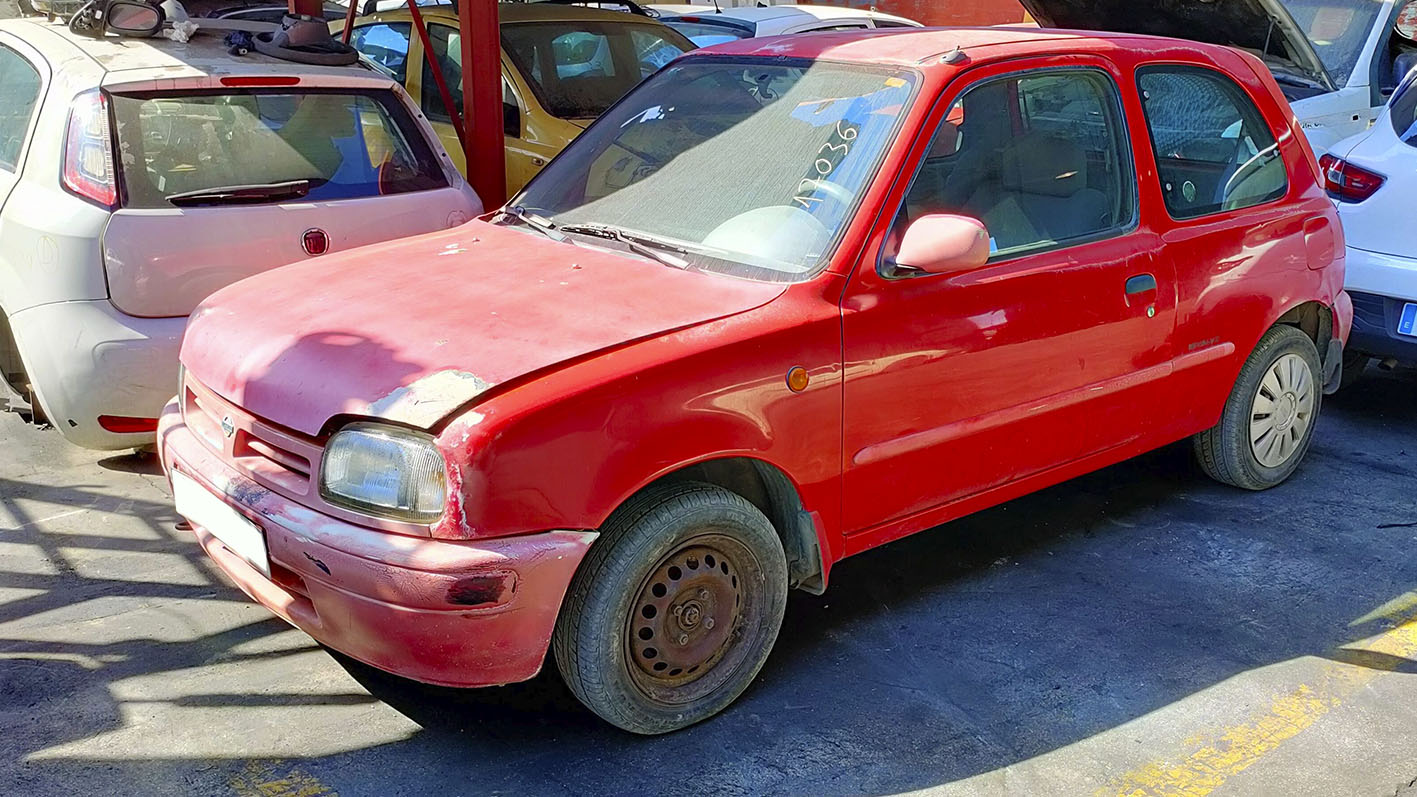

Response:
(1344, 245), (1417, 304)
(7, 300), (185, 450)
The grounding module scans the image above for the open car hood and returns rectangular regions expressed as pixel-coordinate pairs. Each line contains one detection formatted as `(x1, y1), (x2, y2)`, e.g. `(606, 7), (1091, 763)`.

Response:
(1019, 0), (1334, 92)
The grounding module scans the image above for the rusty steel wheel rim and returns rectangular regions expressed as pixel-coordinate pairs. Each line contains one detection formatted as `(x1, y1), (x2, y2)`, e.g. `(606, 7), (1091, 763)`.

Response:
(625, 534), (762, 705)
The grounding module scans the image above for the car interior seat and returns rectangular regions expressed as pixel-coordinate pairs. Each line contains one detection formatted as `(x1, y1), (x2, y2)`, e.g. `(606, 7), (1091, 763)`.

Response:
(962, 132), (1109, 251)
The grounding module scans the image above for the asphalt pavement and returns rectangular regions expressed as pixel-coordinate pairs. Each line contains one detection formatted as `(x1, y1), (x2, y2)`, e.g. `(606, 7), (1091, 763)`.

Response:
(3, 365), (1417, 796)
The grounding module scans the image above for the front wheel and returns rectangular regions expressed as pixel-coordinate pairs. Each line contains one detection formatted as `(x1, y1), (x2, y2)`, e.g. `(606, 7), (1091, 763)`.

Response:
(1194, 325), (1322, 490)
(553, 481), (787, 734)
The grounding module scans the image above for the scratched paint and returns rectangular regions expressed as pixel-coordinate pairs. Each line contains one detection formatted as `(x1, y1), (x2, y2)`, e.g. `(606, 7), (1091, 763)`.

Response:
(363, 369), (491, 428)
(1101, 616), (1417, 797)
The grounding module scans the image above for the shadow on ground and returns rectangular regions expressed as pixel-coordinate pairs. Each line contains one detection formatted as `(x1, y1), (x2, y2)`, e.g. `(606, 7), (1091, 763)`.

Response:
(3, 368), (1416, 796)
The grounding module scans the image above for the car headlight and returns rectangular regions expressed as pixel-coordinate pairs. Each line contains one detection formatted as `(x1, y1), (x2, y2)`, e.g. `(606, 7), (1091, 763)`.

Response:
(319, 423), (448, 523)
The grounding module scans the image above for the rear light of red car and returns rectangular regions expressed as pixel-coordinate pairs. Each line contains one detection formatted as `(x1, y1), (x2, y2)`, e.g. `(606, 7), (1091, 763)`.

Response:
(62, 90), (117, 209)
(1319, 153), (1385, 203)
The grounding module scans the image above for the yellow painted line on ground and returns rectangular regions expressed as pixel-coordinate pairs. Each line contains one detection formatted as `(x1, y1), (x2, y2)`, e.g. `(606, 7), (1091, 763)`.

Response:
(1100, 617), (1417, 797)
(230, 760), (339, 797)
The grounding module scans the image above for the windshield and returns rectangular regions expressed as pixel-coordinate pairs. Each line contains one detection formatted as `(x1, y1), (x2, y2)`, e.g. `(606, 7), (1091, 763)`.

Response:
(511, 58), (917, 281)
(501, 21), (694, 119)
(1280, 0), (1386, 85)
(110, 89), (446, 209)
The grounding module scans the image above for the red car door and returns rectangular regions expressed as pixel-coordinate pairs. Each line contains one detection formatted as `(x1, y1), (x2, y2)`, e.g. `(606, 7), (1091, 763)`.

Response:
(839, 58), (1175, 545)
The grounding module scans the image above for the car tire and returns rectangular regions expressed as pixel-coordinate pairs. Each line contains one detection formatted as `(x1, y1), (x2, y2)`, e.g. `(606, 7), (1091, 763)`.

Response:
(1194, 325), (1322, 490)
(1339, 349), (1368, 390)
(553, 481), (787, 735)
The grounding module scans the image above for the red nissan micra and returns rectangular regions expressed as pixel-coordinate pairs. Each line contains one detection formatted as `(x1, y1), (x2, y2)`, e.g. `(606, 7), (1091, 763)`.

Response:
(160, 27), (1352, 733)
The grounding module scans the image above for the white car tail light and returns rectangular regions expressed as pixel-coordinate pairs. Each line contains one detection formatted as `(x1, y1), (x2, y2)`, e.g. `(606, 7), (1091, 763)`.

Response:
(62, 90), (117, 208)
(1318, 153), (1385, 203)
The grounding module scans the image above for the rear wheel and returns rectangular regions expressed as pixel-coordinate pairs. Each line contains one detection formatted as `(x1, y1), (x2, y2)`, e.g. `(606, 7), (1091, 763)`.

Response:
(553, 481), (787, 735)
(1194, 325), (1322, 490)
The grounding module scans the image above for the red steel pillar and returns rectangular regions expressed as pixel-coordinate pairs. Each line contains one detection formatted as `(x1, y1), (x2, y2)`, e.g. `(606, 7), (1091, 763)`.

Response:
(288, 0), (325, 18)
(461, 0), (506, 207)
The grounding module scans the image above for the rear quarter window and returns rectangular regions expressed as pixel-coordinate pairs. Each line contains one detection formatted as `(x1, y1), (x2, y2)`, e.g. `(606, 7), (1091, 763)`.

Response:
(110, 88), (447, 209)
(1391, 72), (1417, 145)
(1136, 66), (1288, 219)
(0, 44), (41, 173)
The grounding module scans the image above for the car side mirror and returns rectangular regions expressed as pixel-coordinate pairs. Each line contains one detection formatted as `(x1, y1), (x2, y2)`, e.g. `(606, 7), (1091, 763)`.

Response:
(104, 0), (164, 36)
(503, 102), (520, 138)
(894, 213), (990, 274)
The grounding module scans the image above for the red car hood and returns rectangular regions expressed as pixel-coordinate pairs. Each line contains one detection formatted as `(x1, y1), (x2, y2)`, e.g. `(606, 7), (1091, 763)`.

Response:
(181, 221), (785, 436)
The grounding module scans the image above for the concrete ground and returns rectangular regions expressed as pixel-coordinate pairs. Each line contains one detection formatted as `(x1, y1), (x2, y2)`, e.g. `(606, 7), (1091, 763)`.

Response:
(3, 366), (1417, 797)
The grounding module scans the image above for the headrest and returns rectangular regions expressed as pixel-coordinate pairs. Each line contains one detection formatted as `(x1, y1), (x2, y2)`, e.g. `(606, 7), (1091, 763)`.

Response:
(928, 121), (960, 159)
(1000, 134), (1087, 197)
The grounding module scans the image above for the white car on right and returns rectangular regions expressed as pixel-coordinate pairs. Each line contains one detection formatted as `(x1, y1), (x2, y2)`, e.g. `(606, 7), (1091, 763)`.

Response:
(1322, 63), (1417, 383)
(647, 3), (920, 47)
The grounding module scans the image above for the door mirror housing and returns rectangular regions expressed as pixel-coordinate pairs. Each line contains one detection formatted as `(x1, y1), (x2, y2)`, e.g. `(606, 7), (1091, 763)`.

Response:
(503, 101), (521, 137)
(104, 0), (164, 36)
(894, 214), (990, 275)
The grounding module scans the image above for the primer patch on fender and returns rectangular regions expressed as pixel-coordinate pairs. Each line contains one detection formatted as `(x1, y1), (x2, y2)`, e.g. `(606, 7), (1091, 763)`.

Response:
(364, 370), (493, 428)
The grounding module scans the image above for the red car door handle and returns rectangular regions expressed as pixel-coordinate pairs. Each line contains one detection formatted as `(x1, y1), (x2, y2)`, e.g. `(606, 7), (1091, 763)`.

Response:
(1125, 273), (1158, 295)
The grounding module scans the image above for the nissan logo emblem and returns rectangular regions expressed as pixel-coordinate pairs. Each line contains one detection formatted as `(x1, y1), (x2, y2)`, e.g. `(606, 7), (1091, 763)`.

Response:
(221, 416), (235, 438)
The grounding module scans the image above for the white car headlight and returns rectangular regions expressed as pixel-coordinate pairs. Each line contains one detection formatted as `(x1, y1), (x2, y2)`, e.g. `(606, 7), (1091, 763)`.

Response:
(320, 423), (447, 523)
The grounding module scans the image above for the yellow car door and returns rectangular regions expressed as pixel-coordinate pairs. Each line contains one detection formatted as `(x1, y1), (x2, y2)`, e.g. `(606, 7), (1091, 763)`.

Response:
(414, 24), (562, 195)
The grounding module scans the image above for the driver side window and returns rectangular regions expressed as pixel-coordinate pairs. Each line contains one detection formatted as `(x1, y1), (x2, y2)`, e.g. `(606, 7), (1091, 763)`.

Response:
(892, 68), (1135, 263)
(1137, 66), (1287, 219)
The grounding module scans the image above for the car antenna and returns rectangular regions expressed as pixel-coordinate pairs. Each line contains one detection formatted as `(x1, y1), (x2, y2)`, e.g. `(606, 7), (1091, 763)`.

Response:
(712, 0), (720, 12)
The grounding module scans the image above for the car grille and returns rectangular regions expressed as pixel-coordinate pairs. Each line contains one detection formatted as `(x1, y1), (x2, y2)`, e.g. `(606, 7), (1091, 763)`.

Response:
(179, 375), (436, 537)
(183, 378), (319, 496)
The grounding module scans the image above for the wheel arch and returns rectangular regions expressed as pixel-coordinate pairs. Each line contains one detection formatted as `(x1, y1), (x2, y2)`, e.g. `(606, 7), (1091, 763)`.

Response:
(1273, 299), (1336, 367)
(635, 456), (829, 595)
(0, 304), (29, 399)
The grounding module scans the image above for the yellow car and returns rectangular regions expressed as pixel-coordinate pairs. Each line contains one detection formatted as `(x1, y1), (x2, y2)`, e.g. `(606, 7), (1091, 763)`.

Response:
(338, 3), (694, 194)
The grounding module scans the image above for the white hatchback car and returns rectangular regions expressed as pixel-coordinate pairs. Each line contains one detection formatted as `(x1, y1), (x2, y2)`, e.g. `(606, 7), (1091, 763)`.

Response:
(647, 3), (920, 47)
(0, 16), (481, 450)
(1322, 64), (1417, 380)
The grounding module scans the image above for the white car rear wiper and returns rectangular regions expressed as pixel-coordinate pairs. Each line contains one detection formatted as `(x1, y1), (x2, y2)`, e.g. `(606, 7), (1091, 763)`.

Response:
(557, 223), (690, 269)
(166, 180), (311, 206)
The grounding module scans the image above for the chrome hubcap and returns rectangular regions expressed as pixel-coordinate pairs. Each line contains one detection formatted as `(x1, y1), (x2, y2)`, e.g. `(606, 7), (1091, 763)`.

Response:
(1250, 353), (1314, 468)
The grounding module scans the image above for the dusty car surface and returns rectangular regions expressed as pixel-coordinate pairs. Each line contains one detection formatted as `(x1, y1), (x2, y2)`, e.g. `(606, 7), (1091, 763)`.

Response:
(0, 15), (481, 449)
(338, 1), (694, 193)
(161, 26), (1351, 734)
(1022, 0), (1417, 155)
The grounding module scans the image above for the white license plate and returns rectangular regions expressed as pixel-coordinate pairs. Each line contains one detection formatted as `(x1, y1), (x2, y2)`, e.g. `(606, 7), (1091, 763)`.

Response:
(171, 469), (269, 577)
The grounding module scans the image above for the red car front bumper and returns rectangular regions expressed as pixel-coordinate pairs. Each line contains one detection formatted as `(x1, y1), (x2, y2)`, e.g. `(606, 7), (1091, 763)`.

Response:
(158, 400), (596, 687)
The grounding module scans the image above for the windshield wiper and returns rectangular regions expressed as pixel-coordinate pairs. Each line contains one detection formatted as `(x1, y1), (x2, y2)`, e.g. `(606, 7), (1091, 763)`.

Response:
(166, 180), (311, 206)
(496, 205), (569, 243)
(557, 223), (690, 269)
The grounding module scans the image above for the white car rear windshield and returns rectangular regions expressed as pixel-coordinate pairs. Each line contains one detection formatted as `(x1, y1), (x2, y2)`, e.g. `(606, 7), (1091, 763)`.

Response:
(110, 88), (447, 209)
